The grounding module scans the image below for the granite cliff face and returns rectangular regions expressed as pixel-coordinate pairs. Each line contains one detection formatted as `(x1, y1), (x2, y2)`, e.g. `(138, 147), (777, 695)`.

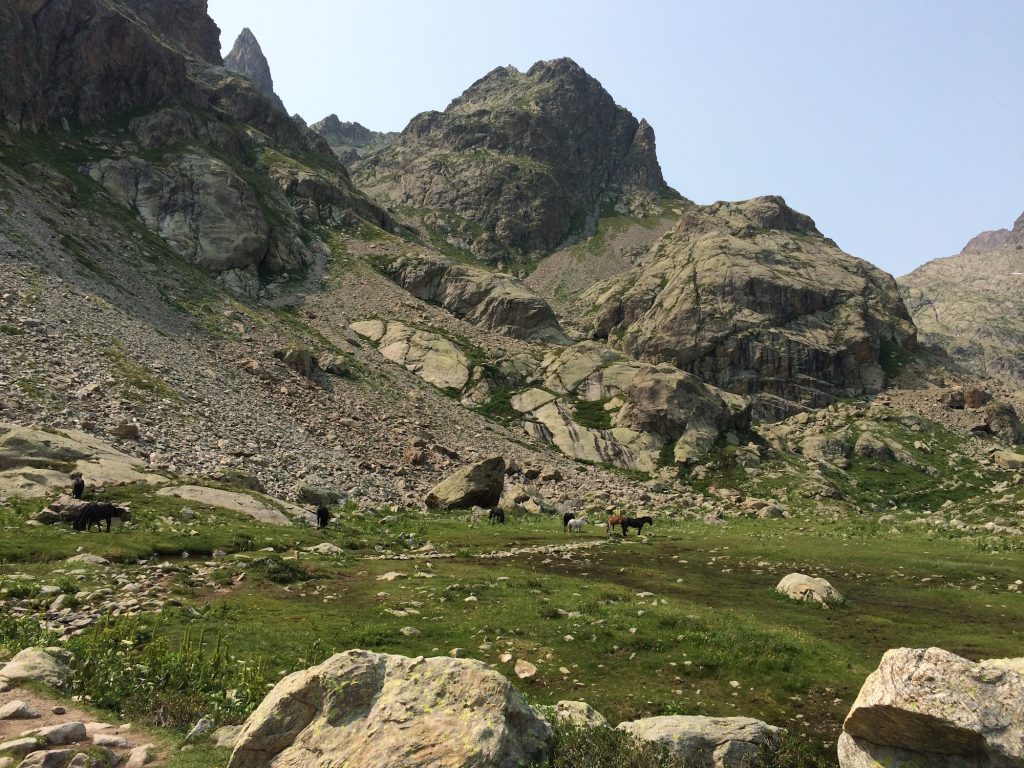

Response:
(124, 0), (223, 64)
(0, 0), (198, 131)
(223, 27), (287, 113)
(354, 58), (668, 262)
(900, 212), (1024, 385)
(584, 196), (917, 419)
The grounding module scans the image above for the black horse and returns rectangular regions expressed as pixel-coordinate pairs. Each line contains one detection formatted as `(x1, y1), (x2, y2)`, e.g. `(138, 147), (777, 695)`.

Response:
(488, 506), (505, 524)
(316, 504), (330, 529)
(562, 511), (576, 532)
(622, 516), (654, 535)
(73, 502), (130, 532)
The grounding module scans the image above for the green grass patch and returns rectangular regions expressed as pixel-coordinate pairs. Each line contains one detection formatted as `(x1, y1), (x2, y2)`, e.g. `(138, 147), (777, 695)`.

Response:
(572, 398), (613, 430)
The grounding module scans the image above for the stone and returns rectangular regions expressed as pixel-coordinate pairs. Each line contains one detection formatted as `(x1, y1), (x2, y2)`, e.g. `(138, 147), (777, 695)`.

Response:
(0, 737), (39, 757)
(995, 451), (1024, 471)
(425, 457), (505, 510)
(617, 715), (784, 767)
(318, 353), (351, 378)
(64, 554), (109, 566)
(515, 659), (538, 679)
(551, 700), (608, 728)
(185, 716), (215, 742)
(854, 433), (894, 461)
(107, 422), (141, 440)
(92, 734), (131, 748)
(839, 647), (1024, 768)
(985, 401), (1024, 444)
(964, 388), (993, 409)
(155, 486), (295, 526)
(800, 434), (851, 467)
(294, 477), (343, 507)
(273, 348), (317, 379)
(35, 722), (87, 746)
(227, 649), (552, 768)
(0, 700), (40, 719)
(19, 750), (75, 768)
(0, 647), (70, 688)
(125, 744), (156, 768)
(776, 573), (844, 607)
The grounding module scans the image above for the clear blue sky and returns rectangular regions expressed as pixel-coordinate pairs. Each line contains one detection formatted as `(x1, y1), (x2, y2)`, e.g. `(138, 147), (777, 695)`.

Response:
(207, 0), (1023, 277)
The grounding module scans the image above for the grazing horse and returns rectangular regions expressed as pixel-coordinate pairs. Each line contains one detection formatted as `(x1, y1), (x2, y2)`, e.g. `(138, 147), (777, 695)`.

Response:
(606, 514), (627, 534)
(73, 502), (130, 532)
(488, 506), (505, 524)
(562, 511), (576, 532)
(623, 516), (654, 535)
(567, 516), (588, 534)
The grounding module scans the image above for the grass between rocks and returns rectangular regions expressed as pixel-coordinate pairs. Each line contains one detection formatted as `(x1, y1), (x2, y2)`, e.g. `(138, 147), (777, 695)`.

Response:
(1, 485), (1022, 767)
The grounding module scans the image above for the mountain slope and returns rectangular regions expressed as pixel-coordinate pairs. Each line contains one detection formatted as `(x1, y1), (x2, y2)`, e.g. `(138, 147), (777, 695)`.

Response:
(899, 212), (1024, 385)
(354, 58), (669, 264)
(582, 196), (917, 419)
(311, 114), (397, 164)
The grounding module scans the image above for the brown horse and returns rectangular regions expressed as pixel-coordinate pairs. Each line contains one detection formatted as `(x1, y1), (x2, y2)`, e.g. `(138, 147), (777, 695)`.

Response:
(606, 514), (626, 534)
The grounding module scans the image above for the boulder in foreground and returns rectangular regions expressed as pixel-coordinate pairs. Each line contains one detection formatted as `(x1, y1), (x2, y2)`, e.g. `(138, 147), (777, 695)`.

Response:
(617, 715), (783, 767)
(839, 647), (1024, 767)
(228, 649), (551, 768)
(776, 573), (844, 607)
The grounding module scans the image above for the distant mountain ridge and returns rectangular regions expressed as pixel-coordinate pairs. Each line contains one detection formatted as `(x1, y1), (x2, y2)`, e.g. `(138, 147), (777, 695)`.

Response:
(899, 211), (1024, 384)
(311, 114), (397, 164)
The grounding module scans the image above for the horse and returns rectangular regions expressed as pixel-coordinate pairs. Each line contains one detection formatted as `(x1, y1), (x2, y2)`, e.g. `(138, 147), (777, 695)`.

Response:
(562, 511), (576, 532)
(622, 516), (654, 535)
(73, 502), (130, 532)
(567, 516), (588, 534)
(488, 507), (505, 524)
(606, 514), (626, 534)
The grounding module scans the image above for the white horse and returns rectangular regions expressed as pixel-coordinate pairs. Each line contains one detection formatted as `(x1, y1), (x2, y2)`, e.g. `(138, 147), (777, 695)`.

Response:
(567, 516), (589, 534)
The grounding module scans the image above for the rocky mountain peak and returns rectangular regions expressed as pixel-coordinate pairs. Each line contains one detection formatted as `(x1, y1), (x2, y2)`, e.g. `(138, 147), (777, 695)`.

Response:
(223, 27), (286, 113)
(677, 195), (822, 241)
(355, 57), (667, 260)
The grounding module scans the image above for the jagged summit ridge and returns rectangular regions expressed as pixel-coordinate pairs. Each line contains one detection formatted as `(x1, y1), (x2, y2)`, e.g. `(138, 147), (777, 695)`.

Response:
(899, 209), (1024, 384)
(354, 56), (668, 261)
(223, 27), (286, 113)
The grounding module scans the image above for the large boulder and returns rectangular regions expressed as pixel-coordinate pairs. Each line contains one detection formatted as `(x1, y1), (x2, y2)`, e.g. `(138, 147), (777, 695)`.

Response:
(228, 649), (551, 768)
(776, 573), (844, 607)
(425, 457), (505, 510)
(800, 433), (852, 467)
(995, 451), (1024, 471)
(0, 648), (70, 688)
(617, 715), (783, 767)
(985, 401), (1024, 445)
(839, 647), (1024, 767)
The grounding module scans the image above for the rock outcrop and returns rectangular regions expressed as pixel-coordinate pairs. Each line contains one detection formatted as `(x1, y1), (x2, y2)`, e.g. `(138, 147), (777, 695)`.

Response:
(385, 252), (571, 344)
(513, 342), (750, 472)
(585, 197), (917, 420)
(87, 153), (307, 278)
(425, 457), (505, 509)
(355, 58), (667, 261)
(900, 211), (1024, 385)
(839, 647), (1024, 767)
(351, 320), (472, 390)
(228, 649), (551, 768)
(223, 28), (286, 113)
(617, 715), (783, 767)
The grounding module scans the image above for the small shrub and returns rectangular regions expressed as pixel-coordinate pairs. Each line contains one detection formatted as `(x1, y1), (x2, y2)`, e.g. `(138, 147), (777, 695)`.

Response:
(540, 722), (694, 767)
(572, 399), (613, 430)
